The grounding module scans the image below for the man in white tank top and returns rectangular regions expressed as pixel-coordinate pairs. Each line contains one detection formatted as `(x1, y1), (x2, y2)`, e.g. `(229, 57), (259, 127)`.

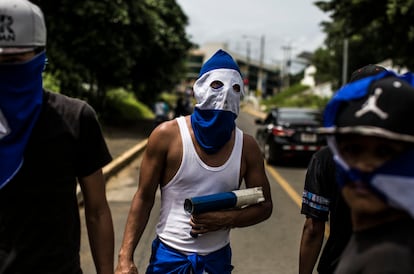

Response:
(116, 49), (273, 274)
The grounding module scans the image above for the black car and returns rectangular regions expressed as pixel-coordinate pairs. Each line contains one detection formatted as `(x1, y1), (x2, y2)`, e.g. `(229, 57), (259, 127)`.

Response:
(255, 107), (325, 164)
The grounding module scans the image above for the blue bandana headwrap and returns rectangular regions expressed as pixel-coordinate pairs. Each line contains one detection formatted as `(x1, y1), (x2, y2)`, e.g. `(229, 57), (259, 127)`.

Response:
(322, 70), (414, 217)
(0, 51), (46, 189)
(191, 49), (244, 154)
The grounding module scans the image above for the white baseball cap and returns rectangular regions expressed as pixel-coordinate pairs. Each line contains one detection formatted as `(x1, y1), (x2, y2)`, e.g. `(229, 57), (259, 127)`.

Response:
(0, 0), (46, 55)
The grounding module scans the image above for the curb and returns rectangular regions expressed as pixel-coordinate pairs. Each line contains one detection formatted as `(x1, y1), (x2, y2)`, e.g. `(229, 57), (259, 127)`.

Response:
(77, 138), (148, 206)
(102, 138), (148, 179)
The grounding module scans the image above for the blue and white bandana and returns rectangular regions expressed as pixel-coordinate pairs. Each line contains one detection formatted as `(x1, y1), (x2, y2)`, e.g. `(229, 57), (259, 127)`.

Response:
(191, 50), (244, 154)
(328, 137), (414, 218)
(322, 70), (414, 218)
(0, 51), (46, 189)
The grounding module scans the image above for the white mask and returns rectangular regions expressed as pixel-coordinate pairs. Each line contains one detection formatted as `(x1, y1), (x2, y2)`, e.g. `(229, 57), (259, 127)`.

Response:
(193, 68), (244, 116)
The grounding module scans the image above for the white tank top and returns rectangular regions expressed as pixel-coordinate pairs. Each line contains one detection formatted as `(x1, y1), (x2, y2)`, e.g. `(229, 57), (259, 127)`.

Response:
(156, 116), (243, 255)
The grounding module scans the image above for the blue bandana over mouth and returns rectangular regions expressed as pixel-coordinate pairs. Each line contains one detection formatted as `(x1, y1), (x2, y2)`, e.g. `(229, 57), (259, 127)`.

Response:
(329, 136), (414, 218)
(0, 52), (46, 189)
(191, 109), (236, 154)
(190, 49), (244, 154)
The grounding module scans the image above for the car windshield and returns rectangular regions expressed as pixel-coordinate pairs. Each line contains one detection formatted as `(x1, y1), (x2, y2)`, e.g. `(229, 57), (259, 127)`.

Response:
(278, 110), (322, 124)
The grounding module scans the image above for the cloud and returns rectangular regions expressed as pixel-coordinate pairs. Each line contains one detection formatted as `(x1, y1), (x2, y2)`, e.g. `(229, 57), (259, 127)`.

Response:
(177, 0), (330, 65)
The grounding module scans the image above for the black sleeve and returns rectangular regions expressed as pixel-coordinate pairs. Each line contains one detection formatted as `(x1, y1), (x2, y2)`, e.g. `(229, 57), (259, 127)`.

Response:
(75, 103), (112, 177)
(301, 147), (336, 221)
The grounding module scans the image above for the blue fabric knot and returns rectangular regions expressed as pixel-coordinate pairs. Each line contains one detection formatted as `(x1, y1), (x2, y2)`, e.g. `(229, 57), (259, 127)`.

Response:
(146, 237), (233, 274)
(187, 253), (205, 274)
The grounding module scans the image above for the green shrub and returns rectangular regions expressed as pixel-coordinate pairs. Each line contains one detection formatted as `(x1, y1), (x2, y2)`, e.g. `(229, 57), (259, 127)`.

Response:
(261, 84), (330, 111)
(104, 88), (155, 124)
(42, 72), (60, 93)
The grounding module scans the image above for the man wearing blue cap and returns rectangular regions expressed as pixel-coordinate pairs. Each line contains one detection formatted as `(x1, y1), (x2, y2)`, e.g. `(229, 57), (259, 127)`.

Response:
(0, 0), (114, 273)
(116, 49), (273, 274)
(319, 70), (414, 273)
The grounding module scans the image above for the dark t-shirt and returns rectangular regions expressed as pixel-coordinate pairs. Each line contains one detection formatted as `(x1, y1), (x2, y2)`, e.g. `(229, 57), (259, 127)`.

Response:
(0, 91), (112, 273)
(335, 218), (414, 274)
(301, 147), (352, 274)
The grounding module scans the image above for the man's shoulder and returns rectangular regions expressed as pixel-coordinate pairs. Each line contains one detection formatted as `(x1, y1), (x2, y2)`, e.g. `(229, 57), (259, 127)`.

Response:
(150, 118), (180, 139)
(44, 90), (95, 115)
(314, 146), (332, 159)
(45, 90), (88, 107)
(310, 146), (335, 170)
(241, 131), (257, 147)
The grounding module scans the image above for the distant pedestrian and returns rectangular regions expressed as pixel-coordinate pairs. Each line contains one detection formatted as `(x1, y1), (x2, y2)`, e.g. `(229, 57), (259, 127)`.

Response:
(154, 98), (170, 126)
(0, 0), (114, 273)
(174, 95), (192, 117)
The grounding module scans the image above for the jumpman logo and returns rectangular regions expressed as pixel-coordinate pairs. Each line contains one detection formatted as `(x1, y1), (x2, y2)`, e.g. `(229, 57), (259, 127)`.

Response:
(0, 108), (10, 140)
(355, 88), (388, 119)
(0, 15), (15, 42)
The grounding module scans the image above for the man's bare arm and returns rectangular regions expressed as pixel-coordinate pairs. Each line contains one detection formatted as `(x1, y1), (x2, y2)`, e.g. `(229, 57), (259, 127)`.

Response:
(299, 217), (325, 274)
(115, 123), (172, 274)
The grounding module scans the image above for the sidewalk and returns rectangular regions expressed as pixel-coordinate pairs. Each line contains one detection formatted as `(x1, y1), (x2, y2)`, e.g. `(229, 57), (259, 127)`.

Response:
(102, 120), (154, 159)
(101, 120), (153, 180)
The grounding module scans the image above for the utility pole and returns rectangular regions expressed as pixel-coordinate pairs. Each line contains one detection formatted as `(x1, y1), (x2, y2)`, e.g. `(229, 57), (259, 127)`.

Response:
(342, 38), (349, 86)
(243, 34), (265, 96)
(281, 44), (292, 89)
(257, 35), (265, 96)
(245, 40), (251, 94)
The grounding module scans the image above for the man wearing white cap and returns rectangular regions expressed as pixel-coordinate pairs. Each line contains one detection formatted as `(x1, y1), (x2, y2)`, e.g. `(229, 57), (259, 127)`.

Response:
(116, 49), (273, 274)
(320, 70), (414, 273)
(0, 0), (114, 273)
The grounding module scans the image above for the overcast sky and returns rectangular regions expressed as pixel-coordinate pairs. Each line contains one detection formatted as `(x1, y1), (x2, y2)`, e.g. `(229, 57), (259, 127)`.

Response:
(175, 0), (331, 67)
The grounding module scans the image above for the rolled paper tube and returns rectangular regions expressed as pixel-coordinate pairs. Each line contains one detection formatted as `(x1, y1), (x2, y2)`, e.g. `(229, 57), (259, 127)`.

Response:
(233, 187), (265, 207)
(184, 187), (265, 214)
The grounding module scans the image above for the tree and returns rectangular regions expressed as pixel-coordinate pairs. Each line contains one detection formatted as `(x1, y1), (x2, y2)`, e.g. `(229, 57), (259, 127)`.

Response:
(32, 0), (192, 111)
(128, 0), (193, 106)
(311, 47), (340, 87)
(314, 0), (414, 82)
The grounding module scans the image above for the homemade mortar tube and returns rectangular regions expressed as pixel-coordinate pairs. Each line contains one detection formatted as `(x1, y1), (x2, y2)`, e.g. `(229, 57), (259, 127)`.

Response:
(184, 187), (265, 215)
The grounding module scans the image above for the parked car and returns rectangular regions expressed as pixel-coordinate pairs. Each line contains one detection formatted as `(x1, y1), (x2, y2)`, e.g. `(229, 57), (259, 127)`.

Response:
(255, 107), (325, 164)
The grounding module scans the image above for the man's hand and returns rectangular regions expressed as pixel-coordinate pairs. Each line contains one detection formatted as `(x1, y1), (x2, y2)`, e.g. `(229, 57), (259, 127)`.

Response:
(190, 211), (232, 236)
(115, 260), (139, 274)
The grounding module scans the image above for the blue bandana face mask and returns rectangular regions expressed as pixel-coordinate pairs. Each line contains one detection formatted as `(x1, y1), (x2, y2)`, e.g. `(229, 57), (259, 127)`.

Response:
(191, 68), (243, 154)
(0, 51), (46, 189)
(327, 136), (414, 218)
(191, 108), (237, 154)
